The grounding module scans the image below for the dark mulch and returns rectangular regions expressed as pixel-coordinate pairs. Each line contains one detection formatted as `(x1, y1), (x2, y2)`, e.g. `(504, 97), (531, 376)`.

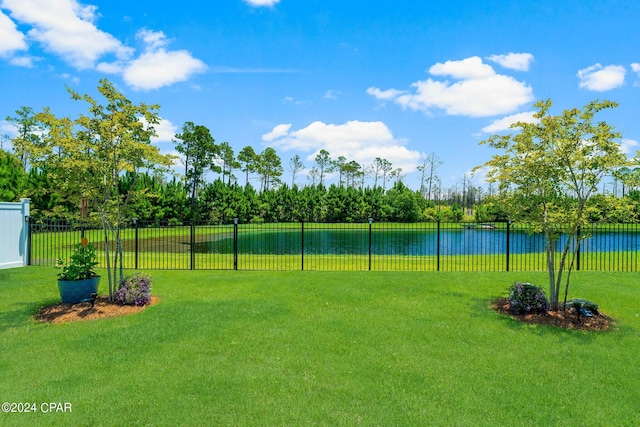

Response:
(492, 297), (612, 331)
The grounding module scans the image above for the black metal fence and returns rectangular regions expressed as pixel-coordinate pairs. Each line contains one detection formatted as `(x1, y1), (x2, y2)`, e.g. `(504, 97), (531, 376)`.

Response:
(28, 218), (640, 272)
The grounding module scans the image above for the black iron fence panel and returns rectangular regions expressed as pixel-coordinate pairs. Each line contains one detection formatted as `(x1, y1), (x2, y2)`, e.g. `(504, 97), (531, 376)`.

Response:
(28, 218), (640, 272)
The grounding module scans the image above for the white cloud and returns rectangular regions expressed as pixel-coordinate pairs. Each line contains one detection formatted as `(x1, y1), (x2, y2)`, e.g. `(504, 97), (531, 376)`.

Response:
(366, 87), (405, 101)
(137, 28), (168, 51)
(487, 53), (534, 71)
(2, 0), (132, 69)
(123, 49), (206, 91)
(577, 63), (626, 91)
(262, 124), (292, 142)
(0, 9), (27, 55)
(139, 116), (178, 143)
(324, 89), (341, 100)
(1, 3), (206, 90)
(619, 139), (639, 156)
(263, 120), (422, 173)
(631, 63), (640, 75)
(244, 0), (280, 7)
(481, 111), (538, 133)
(429, 56), (495, 79)
(9, 55), (35, 67)
(368, 56), (534, 117)
(152, 117), (178, 143)
(121, 29), (206, 91)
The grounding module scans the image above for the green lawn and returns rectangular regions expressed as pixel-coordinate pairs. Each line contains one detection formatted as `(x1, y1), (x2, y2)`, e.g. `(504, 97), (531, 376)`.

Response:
(1, 267), (639, 426)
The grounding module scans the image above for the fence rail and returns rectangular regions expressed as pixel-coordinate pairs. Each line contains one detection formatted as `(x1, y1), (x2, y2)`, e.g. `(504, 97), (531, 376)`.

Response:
(28, 218), (640, 272)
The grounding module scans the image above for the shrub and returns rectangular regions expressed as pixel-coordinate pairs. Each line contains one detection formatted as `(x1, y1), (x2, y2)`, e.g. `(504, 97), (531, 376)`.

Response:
(508, 282), (549, 315)
(115, 273), (152, 306)
(56, 241), (99, 281)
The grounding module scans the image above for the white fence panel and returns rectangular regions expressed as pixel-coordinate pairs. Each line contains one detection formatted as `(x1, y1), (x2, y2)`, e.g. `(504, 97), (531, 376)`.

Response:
(0, 199), (30, 269)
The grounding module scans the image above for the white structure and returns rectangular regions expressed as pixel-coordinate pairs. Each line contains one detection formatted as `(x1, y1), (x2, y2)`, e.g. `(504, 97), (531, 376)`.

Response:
(0, 198), (30, 269)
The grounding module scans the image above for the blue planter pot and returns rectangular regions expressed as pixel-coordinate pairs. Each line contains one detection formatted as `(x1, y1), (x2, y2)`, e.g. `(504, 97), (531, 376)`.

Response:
(57, 277), (101, 304)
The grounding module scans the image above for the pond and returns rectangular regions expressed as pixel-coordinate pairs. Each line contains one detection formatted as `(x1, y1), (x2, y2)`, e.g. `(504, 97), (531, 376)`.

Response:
(193, 228), (640, 256)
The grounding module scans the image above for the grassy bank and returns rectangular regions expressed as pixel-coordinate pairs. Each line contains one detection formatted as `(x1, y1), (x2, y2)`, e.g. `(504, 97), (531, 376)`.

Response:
(1, 268), (639, 426)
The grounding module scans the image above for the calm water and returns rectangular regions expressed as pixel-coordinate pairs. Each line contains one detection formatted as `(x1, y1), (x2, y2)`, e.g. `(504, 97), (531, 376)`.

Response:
(194, 228), (640, 255)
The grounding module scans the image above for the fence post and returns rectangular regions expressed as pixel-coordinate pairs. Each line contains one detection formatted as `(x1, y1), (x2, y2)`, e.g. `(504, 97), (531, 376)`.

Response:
(233, 218), (239, 270)
(132, 218), (139, 270)
(368, 218), (373, 271)
(576, 225), (581, 271)
(506, 220), (511, 272)
(190, 220), (195, 270)
(301, 220), (305, 271)
(26, 215), (32, 266)
(437, 220), (441, 271)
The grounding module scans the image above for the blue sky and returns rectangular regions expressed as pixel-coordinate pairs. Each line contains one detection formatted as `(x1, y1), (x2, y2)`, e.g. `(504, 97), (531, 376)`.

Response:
(1, 0), (640, 190)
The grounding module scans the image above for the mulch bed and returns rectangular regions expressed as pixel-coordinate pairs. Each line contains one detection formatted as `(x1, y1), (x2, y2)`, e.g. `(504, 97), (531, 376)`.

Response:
(492, 297), (612, 331)
(35, 295), (158, 324)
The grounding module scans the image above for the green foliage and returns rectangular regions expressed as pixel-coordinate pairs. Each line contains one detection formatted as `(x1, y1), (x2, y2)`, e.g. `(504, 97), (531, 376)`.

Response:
(507, 282), (549, 314)
(0, 149), (26, 201)
(474, 199), (509, 222)
(478, 99), (629, 308)
(31, 79), (173, 300)
(56, 242), (99, 280)
(174, 121), (218, 218)
(5, 106), (43, 170)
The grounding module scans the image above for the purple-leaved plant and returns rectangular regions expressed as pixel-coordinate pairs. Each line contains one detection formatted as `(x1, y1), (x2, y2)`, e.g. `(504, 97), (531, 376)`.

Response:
(507, 282), (549, 315)
(116, 273), (152, 306)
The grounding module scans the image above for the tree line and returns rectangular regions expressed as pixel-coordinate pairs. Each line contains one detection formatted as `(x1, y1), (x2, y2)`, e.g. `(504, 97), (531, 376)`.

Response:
(2, 81), (640, 226)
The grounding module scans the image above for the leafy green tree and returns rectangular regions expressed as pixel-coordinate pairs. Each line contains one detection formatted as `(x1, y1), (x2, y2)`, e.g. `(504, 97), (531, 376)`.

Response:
(34, 79), (173, 300)
(477, 99), (628, 309)
(383, 181), (423, 222)
(332, 155), (347, 186)
(238, 145), (258, 186)
(343, 160), (363, 188)
(257, 147), (283, 191)
(314, 149), (333, 186)
(0, 150), (26, 201)
(174, 122), (218, 219)
(6, 106), (43, 170)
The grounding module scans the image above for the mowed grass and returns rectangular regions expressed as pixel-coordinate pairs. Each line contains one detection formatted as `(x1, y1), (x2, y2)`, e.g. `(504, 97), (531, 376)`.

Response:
(1, 268), (639, 426)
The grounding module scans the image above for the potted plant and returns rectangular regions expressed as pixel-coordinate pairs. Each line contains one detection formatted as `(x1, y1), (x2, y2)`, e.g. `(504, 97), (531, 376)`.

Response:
(56, 237), (101, 304)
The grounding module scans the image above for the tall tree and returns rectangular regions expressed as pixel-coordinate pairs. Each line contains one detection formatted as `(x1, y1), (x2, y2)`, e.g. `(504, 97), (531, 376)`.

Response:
(6, 106), (43, 170)
(476, 99), (628, 309)
(35, 79), (173, 300)
(332, 155), (347, 186)
(314, 149), (333, 186)
(307, 166), (320, 186)
(343, 160), (362, 188)
(217, 141), (240, 185)
(390, 167), (405, 185)
(378, 158), (393, 190)
(174, 122), (218, 218)
(417, 152), (443, 200)
(289, 154), (305, 187)
(368, 158), (383, 188)
(257, 147), (283, 191)
(238, 145), (258, 186)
